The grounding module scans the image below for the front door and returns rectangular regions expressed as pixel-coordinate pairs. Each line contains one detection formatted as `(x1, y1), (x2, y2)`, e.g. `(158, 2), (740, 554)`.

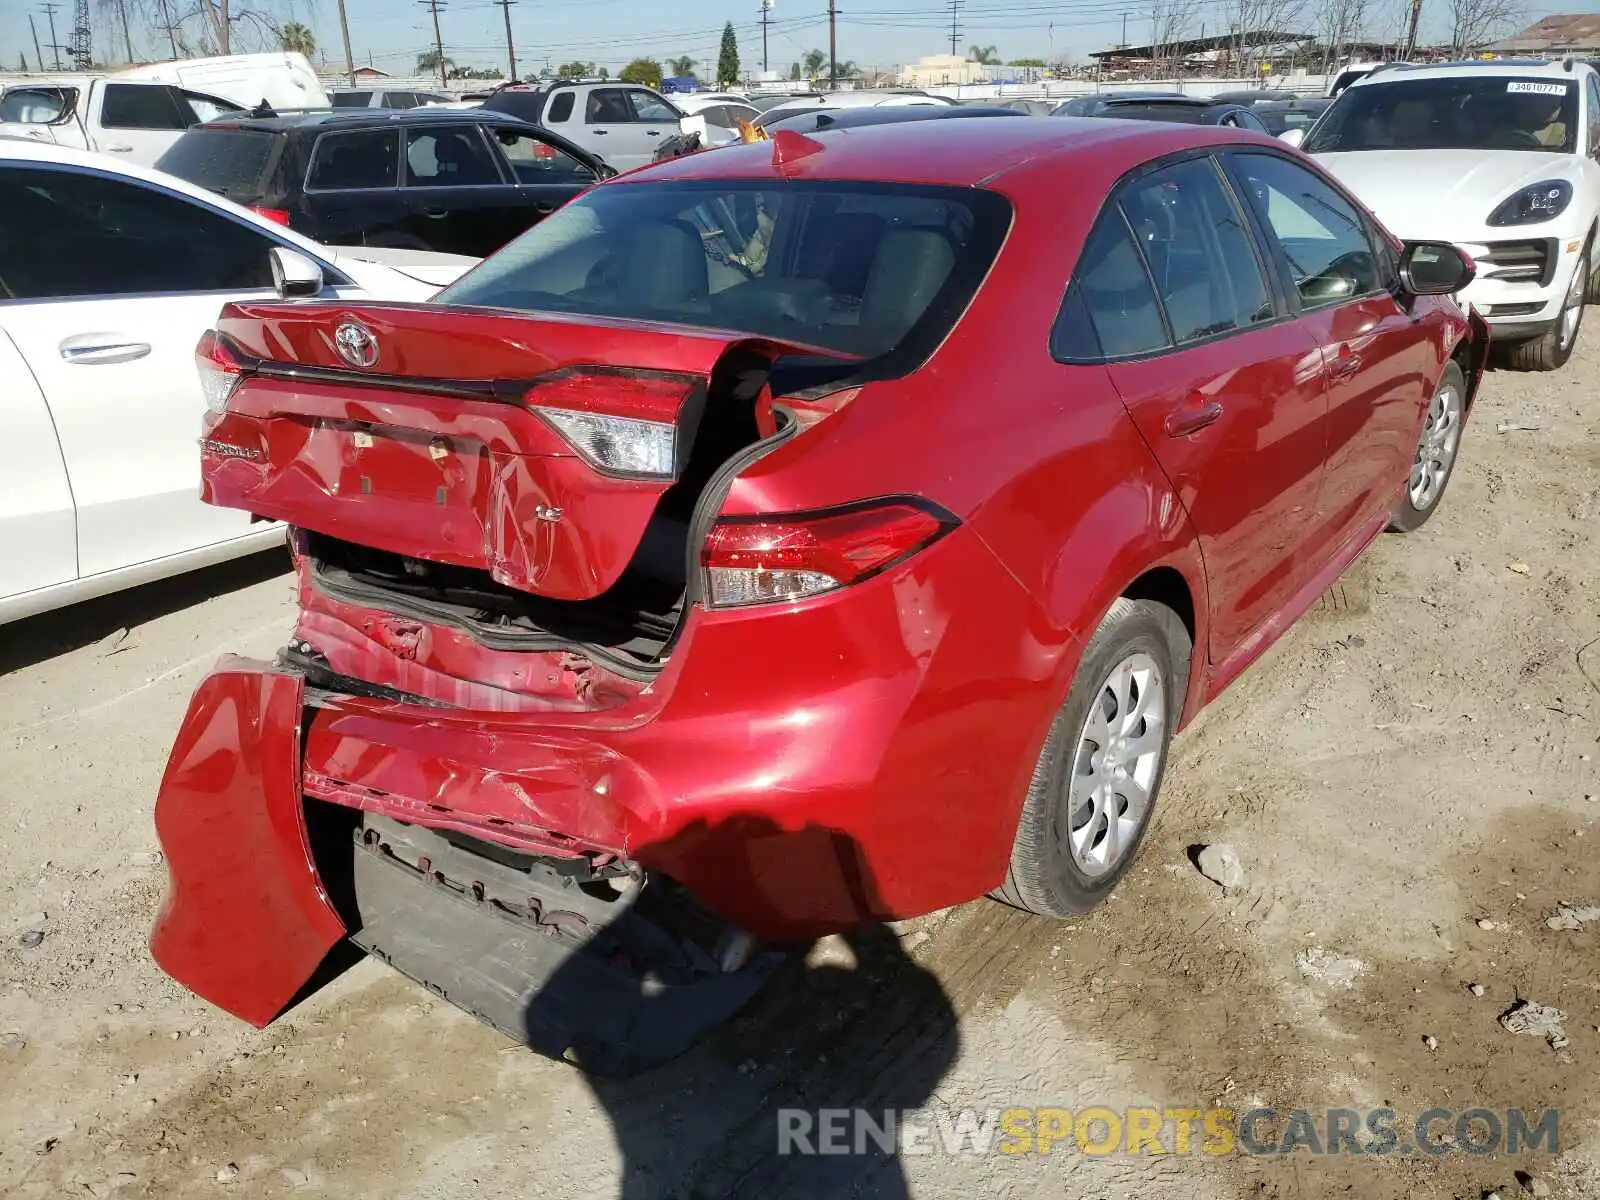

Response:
(486, 126), (600, 237)
(580, 87), (655, 170)
(1227, 151), (1436, 563)
(399, 123), (524, 256)
(1068, 154), (1329, 663)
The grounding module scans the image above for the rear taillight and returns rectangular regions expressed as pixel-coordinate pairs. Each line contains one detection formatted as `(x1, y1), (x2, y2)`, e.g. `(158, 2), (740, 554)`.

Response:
(702, 498), (957, 608)
(251, 205), (291, 226)
(527, 373), (691, 479)
(196, 329), (246, 414)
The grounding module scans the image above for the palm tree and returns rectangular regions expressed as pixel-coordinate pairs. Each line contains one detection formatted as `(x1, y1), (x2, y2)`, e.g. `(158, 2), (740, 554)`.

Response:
(803, 48), (826, 77)
(668, 54), (696, 76)
(416, 48), (454, 75)
(968, 43), (999, 64)
(278, 22), (315, 57)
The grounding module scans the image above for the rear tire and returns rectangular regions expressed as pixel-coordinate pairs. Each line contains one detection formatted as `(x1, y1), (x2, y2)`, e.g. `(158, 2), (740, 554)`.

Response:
(1503, 247), (1587, 372)
(1388, 361), (1465, 533)
(994, 598), (1190, 918)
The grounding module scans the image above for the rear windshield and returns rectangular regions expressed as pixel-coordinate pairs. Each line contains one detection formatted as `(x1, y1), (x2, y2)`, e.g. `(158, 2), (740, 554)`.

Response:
(156, 129), (282, 198)
(436, 180), (1011, 362)
(1304, 76), (1579, 153)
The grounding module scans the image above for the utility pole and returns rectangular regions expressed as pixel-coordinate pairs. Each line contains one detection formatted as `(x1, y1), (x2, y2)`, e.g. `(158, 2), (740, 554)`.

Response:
(1402, 0), (1422, 58)
(1120, 11), (1127, 46)
(113, 0), (132, 63)
(828, 0), (837, 86)
(335, 0), (356, 86)
(421, 0), (448, 90)
(496, 0), (517, 81)
(41, 3), (63, 70)
(760, 0), (772, 73)
(29, 13), (45, 70)
(948, 0), (960, 56)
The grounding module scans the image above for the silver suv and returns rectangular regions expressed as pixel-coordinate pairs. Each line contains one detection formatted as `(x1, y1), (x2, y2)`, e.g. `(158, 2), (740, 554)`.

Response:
(483, 82), (682, 171)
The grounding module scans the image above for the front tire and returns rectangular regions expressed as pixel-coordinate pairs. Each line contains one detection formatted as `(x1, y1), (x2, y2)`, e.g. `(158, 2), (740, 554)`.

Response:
(994, 598), (1190, 918)
(1388, 361), (1466, 533)
(1504, 247), (1588, 372)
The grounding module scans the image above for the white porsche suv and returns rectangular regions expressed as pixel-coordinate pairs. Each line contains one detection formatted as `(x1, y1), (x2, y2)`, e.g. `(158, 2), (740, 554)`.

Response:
(1297, 59), (1600, 370)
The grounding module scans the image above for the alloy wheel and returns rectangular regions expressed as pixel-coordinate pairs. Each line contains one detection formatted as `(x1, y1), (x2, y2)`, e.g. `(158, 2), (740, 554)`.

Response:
(1064, 651), (1166, 877)
(1558, 254), (1587, 351)
(1407, 376), (1463, 510)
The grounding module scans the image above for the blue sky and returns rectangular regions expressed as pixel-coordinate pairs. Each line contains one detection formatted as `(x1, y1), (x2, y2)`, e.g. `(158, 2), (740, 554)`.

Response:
(0, 0), (1568, 79)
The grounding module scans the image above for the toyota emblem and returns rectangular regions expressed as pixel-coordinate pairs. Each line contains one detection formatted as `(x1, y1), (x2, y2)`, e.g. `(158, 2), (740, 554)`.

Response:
(334, 321), (379, 369)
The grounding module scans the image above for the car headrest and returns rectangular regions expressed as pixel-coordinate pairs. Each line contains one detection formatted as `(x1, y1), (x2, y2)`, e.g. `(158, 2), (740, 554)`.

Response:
(860, 228), (956, 343)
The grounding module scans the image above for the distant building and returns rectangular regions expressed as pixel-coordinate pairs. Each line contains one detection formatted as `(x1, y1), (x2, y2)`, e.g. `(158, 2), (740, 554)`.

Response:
(1490, 14), (1600, 57)
(899, 54), (986, 87)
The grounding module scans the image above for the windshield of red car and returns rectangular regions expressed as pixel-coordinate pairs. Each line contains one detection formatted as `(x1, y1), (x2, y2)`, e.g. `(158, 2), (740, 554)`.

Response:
(1304, 76), (1579, 153)
(436, 179), (1012, 361)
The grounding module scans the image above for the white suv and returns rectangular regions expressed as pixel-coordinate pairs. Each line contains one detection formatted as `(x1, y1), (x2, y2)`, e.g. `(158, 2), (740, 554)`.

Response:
(1297, 58), (1600, 370)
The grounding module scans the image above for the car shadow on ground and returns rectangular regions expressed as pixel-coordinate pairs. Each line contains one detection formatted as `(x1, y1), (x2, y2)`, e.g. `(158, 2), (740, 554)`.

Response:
(0, 547), (292, 676)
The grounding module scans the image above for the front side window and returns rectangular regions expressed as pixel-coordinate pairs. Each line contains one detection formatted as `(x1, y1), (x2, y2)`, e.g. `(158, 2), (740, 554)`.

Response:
(1120, 158), (1274, 342)
(1304, 76), (1580, 153)
(488, 128), (595, 182)
(306, 129), (399, 190)
(0, 166), (274, 299)
(436, 181), (1011, 363)
(629, 91), (680, 122)
(100, 83), (188, 130)
(1232, 152), (1383, 307)
(404, 126), (502, 186)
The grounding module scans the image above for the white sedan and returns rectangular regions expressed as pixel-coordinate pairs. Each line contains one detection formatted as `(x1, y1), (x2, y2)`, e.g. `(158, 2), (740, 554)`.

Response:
(1292, 59), (1600, 371)
(0, 139), (477, 625)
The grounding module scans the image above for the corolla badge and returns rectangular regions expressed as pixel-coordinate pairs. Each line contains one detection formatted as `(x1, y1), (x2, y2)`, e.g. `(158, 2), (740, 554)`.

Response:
(334, 321), (379, 368)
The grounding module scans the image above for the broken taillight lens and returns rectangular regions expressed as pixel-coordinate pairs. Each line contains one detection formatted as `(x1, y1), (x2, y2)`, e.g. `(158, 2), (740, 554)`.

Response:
(702, 499), (957, 608)
(196, 329), (246, 414)
(527, 373), (690, 479)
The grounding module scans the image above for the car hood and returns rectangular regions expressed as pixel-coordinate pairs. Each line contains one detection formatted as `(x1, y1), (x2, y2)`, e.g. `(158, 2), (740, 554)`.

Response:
(1313, 149), (1582, 238)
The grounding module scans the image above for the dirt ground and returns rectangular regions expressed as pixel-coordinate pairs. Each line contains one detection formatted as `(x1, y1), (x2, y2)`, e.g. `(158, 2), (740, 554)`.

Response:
(1, 336), (1597, 1200)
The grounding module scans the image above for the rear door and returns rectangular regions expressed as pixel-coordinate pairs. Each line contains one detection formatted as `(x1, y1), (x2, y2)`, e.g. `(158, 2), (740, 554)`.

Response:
(0, 328), (76, 604)
(0, 162), (317, 578)
(1059, 154), (1329, 662)
(301, 127), (410, 247)
(398, 122), (523, 255)
(1225, 151), (1434, 564)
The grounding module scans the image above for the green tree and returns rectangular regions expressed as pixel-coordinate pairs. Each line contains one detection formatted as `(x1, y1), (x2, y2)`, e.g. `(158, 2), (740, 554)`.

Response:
(1007, 57), (1046, 66)
(598, 66), (610, 78)
(277, 22), (315, 56)
(968, 43), (999, 64)
(789, 61), (801, 80)
(556, 61), (594, 77)
(416, 48), (454, 75)
(619, 57), (663, 87)
(668, 54), (696, 76)
(803, 48), (826, 77)
(716, 22), (739, 87)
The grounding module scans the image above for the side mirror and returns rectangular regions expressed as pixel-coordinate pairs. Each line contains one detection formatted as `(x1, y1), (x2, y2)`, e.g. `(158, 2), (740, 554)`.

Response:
(268, 246), (323, 300)
(1398, 241), (1475, 296)
(1278, 127), (1306, 148)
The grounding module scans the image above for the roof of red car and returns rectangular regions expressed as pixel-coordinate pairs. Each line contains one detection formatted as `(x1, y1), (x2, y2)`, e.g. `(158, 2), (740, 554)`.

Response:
(632, 116), (1272, 188)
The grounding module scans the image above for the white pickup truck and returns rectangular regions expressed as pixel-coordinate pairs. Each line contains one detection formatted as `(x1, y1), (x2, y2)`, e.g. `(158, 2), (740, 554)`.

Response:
(0, 52), (328, 168)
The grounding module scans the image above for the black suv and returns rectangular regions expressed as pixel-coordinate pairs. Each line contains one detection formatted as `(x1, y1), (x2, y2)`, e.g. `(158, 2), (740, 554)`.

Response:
(155, 108), (613, 258)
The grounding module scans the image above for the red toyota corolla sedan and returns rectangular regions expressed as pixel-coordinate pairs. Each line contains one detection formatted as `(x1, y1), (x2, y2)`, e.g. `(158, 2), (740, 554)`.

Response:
(154, 118), (1485, 1069)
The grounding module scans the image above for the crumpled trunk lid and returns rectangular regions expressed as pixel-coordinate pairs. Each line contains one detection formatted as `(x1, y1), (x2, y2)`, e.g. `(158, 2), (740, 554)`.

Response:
(201, 301), (837, 602)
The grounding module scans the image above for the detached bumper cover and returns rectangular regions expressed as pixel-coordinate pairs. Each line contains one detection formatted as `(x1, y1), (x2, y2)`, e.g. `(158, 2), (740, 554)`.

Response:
(149, 659), (346, 1027)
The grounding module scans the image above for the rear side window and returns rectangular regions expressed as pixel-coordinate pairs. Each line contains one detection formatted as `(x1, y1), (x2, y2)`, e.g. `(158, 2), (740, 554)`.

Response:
(1231, 152), (1383, 307)
(403, 126), (502, 186)
(1119, 158), (1273, 342)
(1053, 212), (1169, 360)
(306, 129), (399, 190)
(331, 91), (371, 108)
(546, 91), (575, 122)
(101, 83), (189, 130)
(155, 129), (282, 199)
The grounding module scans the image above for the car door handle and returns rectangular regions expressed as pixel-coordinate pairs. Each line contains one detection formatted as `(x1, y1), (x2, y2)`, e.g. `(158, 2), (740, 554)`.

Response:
(645, 130), (662, 136)
(59, 335), (151, 365)
(1163, 398), (1223, 438)
(533, 202), (555, 214)
(104, 143), (134, 152)
(591, 128), (608, 134)
(1328, 349), (1363, 381)
(423, 209), (449, 218)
